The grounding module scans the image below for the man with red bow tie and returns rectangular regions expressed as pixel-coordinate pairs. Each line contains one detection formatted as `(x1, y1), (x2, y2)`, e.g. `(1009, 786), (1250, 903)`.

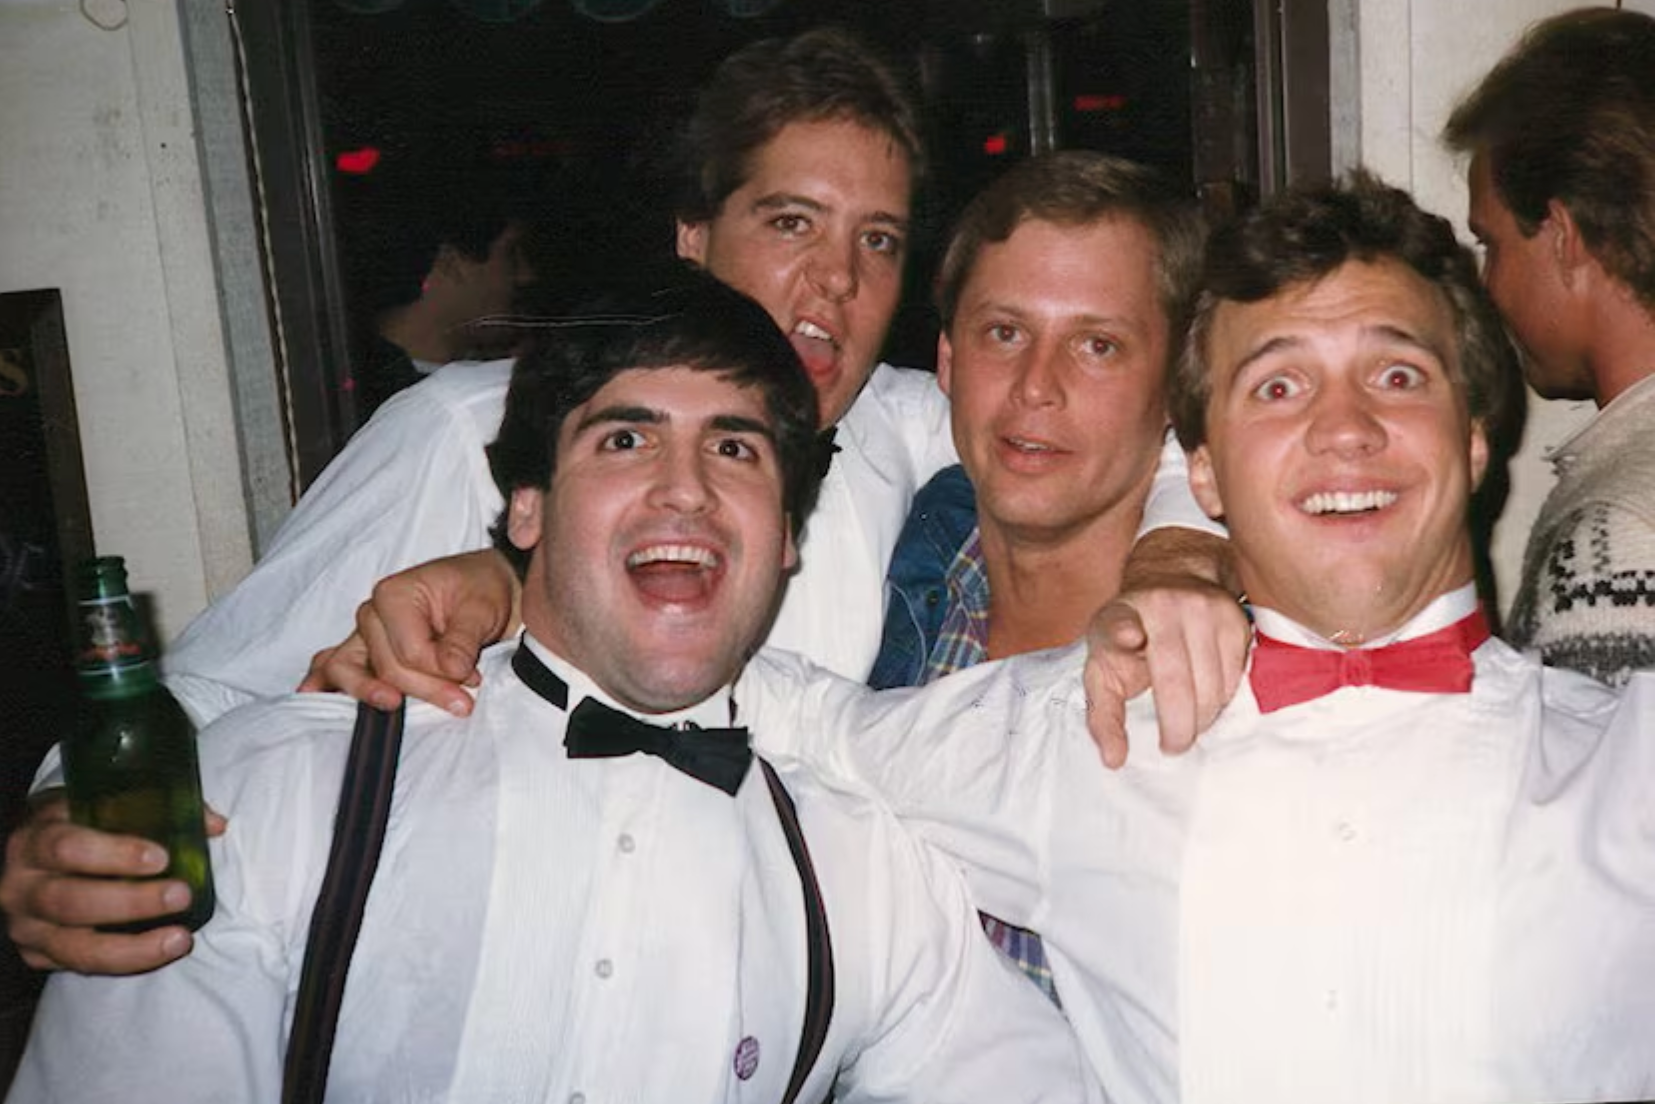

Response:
(738, 171), (1654, 1103)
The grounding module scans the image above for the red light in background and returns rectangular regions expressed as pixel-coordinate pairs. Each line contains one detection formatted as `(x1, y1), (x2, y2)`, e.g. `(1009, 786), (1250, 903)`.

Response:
(1073, 94), (1128, 113)
(983, 133), (1009, 156)
(336, 147), (381, 175)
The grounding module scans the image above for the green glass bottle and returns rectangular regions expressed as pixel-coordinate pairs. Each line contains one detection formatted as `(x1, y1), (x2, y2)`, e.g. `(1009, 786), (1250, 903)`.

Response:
(62, 556), (215, 932)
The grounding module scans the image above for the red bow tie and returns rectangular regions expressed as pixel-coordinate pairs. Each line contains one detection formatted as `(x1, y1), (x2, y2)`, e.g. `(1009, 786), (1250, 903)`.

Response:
(1249, 609), (1492, 713)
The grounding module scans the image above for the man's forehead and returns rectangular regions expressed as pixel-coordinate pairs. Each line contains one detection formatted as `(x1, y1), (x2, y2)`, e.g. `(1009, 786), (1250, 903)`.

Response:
(962, 216), (1163, 315)
(1211, 260), (1454, 359)
(572, 365), (772, 423)
(744, 118), (913, 211)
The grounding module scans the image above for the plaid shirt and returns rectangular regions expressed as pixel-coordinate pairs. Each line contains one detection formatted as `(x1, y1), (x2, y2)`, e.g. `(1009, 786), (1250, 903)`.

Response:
(919, 528), (1061, 1006)
(922, 529), (992, 684)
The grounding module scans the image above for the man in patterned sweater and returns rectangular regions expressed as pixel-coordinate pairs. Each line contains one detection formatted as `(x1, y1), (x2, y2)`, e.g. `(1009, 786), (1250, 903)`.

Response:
(1444, 7), (1654, 683)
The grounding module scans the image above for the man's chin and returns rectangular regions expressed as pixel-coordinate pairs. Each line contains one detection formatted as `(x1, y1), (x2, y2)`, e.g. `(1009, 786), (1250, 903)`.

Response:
(605, 651), (745, 715)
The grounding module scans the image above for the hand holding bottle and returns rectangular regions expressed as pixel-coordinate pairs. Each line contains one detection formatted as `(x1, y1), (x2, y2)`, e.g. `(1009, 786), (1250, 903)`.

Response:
(1, 793), (224, 973)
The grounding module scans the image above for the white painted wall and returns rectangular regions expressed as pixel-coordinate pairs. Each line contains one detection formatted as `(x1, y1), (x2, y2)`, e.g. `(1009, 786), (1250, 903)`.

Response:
(1346, 0), (1654, 616)
(0, 0), (251, 644)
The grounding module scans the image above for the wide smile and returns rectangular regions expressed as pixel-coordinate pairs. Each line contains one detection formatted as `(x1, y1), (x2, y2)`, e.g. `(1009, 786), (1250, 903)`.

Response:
(625, 541), (726, 607)
(1296, 488), (1400, 516)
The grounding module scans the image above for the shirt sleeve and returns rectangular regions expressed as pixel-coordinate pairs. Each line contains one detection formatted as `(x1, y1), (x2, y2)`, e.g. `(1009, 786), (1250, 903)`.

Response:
(1136, 428), (1227, 539)
(8, 917), (290, 1103)
(163, 368), (508, 726)
(1520, 501), (1655, 685)
(6, 702), (344, 1104)
(741, 647), (1073, 927)
(829, 791), (1100, 1103)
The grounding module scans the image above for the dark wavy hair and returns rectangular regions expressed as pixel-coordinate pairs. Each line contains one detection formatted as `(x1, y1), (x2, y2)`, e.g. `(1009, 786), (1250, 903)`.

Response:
(933, 151), (1204, 362)
(674, 27), (925, 225)
(1443, 8), (1653, 310)
(1171, 170), (1522, 454)
(485, 268), (823, 575)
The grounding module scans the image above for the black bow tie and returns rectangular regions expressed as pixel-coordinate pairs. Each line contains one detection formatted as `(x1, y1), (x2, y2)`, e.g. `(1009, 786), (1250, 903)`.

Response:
(513, 645), (752, 796)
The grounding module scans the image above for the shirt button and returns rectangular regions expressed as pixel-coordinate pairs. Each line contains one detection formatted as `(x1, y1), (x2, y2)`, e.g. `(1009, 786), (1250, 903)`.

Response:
(569, 1094), (586, 1104)
(1335, 820), (1357, 842)
(595, 958), (613, 979)
(617, 833), (635, 854)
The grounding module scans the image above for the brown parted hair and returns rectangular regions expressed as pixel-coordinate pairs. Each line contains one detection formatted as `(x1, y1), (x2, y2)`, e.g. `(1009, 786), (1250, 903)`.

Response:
(674, 27), (926, 226)
(1170, 170), (1522, 453)
(485, 267), (823, 577)
(933, 151), (1206, 363)
(1443, 7), (1654, 310)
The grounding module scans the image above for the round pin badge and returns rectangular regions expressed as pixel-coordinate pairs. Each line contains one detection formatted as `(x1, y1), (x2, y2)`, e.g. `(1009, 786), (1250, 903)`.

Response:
(732, 1035), (761, 1081)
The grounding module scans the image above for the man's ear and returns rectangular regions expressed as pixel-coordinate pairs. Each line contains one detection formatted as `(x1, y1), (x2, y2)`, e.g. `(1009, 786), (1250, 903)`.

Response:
(429, 243), (468, 287)
(1188, 444), (1226, 521)
(936, 331), (956, 397)
(1545, 199), (1589, 286)
(1467, 419), (1491, 492)
(505, 487), (546, 553)
(781, 517), (799, 573)
(675, 220), (708, 266)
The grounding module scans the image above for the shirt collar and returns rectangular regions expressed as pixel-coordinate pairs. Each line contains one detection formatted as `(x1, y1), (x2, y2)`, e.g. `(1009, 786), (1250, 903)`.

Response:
(1547, 373), (1654, 472)
(518, 632), (736, 729)
(1249, 584), (1481, 652)
(945, 526), (992, 612)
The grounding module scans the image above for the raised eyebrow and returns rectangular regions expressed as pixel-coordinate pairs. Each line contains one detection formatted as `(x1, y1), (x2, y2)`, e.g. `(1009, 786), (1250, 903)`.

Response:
(709, 413), (777, 444)
(749, 193), (909, 234)
(862, 211), (910, 234)
(1227, 334), (1303, 382)
(751, 193), (827, 216)
(572, 404), (663, 435)
(1364, 324), (1449, 366)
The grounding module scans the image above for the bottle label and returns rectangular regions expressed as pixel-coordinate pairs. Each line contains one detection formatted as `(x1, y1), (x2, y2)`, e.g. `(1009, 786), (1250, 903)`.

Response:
(77, 594), (146, 669)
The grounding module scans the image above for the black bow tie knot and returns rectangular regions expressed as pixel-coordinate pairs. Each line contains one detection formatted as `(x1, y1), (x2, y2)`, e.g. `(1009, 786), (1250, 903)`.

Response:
(564, 697), (753, 796)
(513, 643), (752, 795)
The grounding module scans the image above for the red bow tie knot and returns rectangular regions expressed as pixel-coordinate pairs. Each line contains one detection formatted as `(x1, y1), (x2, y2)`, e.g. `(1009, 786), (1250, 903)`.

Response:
(1249, 609), (1492, 713)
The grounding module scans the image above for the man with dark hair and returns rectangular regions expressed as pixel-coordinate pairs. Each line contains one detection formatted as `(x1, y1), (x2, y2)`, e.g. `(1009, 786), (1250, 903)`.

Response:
(338, 164), (539, 425)
(868, 152), (1231, 1001)
(7, 276), (1099, 1103)
(738, 171), (1653, 1101)
(1442, 6), (1654, 684)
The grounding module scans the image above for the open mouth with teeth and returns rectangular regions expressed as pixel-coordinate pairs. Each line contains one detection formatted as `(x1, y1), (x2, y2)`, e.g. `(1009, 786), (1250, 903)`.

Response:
(790, 320), (840, 378)
(1298, 490), (1399, 516)
(626, 543), (724, 605)
(995, 433), (1068, 471)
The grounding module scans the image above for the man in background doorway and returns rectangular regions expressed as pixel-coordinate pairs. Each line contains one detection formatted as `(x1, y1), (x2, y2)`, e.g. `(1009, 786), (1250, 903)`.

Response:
(1443, 6), (1654, 684)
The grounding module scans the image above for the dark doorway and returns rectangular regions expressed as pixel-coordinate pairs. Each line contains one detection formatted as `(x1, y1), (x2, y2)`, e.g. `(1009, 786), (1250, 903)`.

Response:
(233, 0), (1316, 486)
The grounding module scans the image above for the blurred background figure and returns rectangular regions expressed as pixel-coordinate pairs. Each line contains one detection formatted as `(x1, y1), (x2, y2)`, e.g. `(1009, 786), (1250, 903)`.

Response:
(335, 159), (541, 427)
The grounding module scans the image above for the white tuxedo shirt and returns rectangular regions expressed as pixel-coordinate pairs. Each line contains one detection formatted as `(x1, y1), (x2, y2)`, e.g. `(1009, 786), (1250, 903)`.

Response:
(12, 637), (1100, 1104)
(737, 588), (1656, 1104)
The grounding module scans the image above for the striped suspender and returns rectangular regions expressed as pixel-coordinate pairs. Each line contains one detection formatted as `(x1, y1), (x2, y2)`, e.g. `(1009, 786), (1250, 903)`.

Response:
(758, 759), (836, 1104)
(276, 705), (834, 1104)
(282, 702), (406, 1104)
